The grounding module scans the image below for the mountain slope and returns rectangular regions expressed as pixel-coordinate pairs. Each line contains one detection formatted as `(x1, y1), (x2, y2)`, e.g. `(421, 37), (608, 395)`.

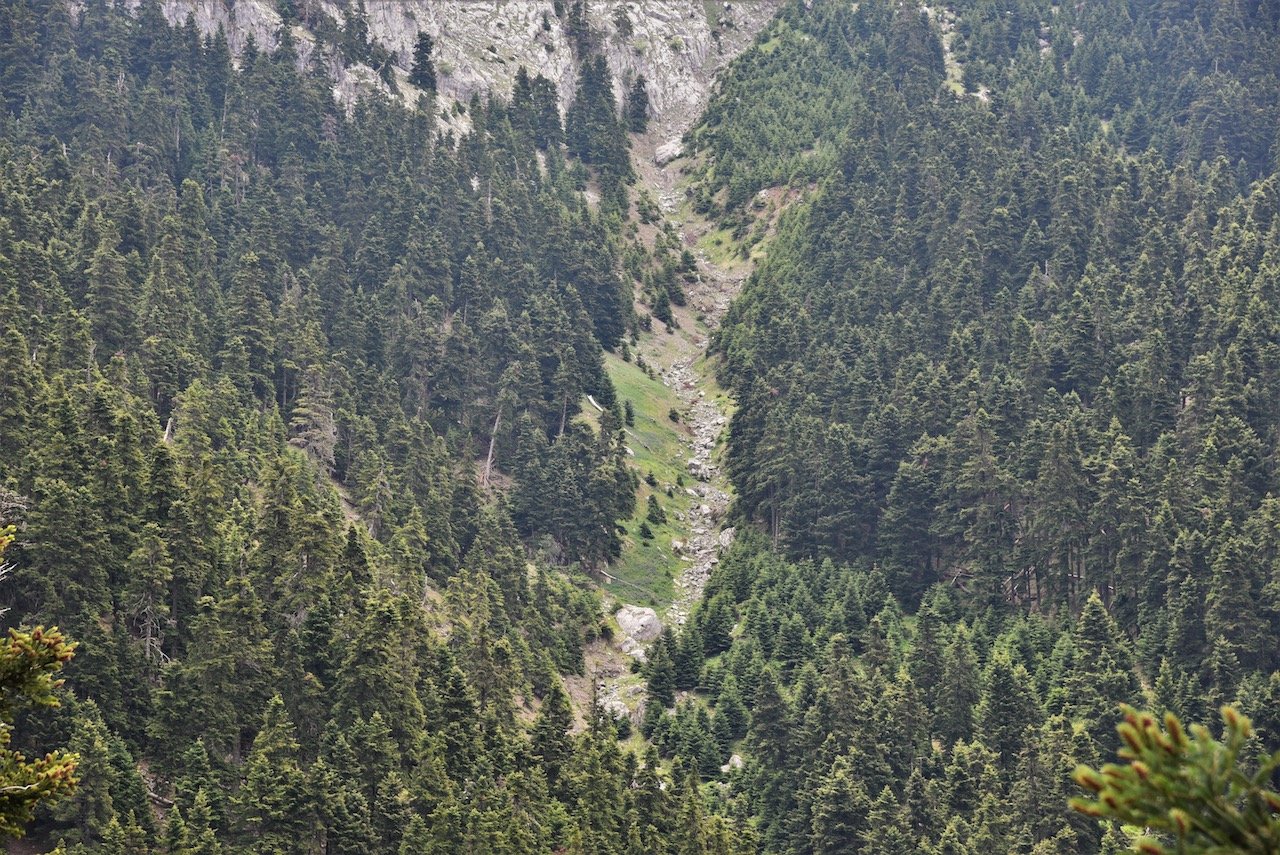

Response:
(0, 0), (776, 849)
(635, 0), (1280, 852)
(154, 0), (780, 141)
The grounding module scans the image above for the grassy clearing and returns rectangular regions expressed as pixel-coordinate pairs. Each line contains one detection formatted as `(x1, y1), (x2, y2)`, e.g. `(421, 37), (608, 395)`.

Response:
(602, 352), (699, 607)
(692, 351), (735, 415)
(936, 9), (966, 96)
(699, 224), (749, 268)
(702, 0), (721, 28)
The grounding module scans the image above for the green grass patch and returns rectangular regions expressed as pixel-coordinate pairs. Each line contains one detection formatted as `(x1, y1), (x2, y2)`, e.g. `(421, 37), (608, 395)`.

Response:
(602, 353), (698, 607)
(698, 224), (748, 268)
(942, 30), (965, 95)
(702, 0), (721, 28)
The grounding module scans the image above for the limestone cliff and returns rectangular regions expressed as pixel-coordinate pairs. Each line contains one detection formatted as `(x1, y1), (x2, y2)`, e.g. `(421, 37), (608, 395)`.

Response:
(155, 0), (780, 143)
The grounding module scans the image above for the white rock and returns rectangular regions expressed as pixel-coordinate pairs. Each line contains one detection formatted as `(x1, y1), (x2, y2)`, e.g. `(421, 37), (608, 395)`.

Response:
(616, 604), (662, 644)
(655, 139), (684, 165)
(602, 696), (631, 721)
(160, 0), (781, 127)
(620, 636), (648, 662)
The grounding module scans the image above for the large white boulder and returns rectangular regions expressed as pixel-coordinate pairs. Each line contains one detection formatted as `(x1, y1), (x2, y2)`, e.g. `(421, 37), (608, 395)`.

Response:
(654, 139), (684, 165)
(616, 604), (662, 644)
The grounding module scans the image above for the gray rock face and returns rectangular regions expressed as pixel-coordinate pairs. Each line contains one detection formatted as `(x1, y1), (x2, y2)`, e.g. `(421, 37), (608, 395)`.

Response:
(156, 0), (781, 135)
(158, 0), (284, 56)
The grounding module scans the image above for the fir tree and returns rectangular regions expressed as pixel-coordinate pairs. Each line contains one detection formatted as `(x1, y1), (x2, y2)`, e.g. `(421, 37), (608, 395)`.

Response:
(626, 75), (649, 133)
(409, 32), (436, 93)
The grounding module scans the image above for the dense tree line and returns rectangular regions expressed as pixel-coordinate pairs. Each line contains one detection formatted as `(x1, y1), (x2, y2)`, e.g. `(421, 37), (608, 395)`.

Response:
(702, 0), (1280, 629)
(5, 0), (1280, 850)
(0, 0), (753, 850)
(639, 0), (1280, 851)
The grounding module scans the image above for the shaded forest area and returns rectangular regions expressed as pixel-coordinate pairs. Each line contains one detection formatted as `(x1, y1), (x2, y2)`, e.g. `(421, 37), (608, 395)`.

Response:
(3, 0), (1280, 852)
(0, 0), (748, 851)
(656, 0), (1280, 851)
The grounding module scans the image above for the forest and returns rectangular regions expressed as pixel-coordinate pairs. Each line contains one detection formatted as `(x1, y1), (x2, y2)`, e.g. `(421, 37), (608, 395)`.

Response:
(0, 0), (1279, 852)
(682, 0), (1280, 851)
(0, 0), (746, 850)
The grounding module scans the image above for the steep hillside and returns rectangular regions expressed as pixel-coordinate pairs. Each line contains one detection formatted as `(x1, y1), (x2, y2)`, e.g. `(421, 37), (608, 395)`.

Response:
(154, 0), (779, 140)
(0, 0), (780, 849)
(8, 0), (1280, 852)
(636, 0), (1280, 852)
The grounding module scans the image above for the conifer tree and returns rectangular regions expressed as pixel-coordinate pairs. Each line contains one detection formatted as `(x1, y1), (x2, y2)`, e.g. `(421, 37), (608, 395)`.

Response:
(237, 696), (315, 854)
(647, 633), (677, 708)
(53, 701), (116, 846)
(225, 252), (275, 401)
(531, 678), (574, 796)
(935, 626), (980, 745)
(86, 221), (137, 357)
(409, 32), (437, 93)
(626, 75), (649, 133)
(184, 791), (223, 855)
(974, 652), (1041, 766)
(1073, 705), (1280, 854)
(0, 309), (38, 461)
(1058, 592), (1139, 743)
(811, 751), (871, 854)
(0, 558), (78, 837)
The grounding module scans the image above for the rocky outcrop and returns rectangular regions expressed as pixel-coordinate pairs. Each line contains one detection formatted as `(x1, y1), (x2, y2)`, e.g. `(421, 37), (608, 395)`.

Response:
(614, 603), (661, 661)
(662, 353), (733, 627)
(154, 0), (781, 136)
(158, 0), (284, 55)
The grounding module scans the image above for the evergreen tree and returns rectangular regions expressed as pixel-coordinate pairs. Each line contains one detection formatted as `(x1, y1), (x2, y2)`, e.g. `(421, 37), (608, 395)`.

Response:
(647, 633), (677, 709)
(0, 573), (78, 837)
(531, 678), (574, 796)
(237, 696), (315, 854)
(810, 752), (871, 854)
(626, 75), (649, 133)
(974, 653), (1041, 766)
(86, 222), (137, 357)
(409, 32), (436, 93)
(935, 626), (980, 745)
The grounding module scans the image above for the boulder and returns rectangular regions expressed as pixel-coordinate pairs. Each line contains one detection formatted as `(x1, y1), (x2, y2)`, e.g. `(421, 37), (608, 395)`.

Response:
(720, 753), (744, 773)
(655, 139), (684, 165)
(619, 636), (648, 662)
(601, 696), (631, 721)
(616, 604), (662, 644)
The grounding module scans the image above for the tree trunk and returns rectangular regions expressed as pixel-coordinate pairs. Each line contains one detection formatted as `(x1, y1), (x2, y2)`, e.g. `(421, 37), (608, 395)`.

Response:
(483, 410), (501, 487)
